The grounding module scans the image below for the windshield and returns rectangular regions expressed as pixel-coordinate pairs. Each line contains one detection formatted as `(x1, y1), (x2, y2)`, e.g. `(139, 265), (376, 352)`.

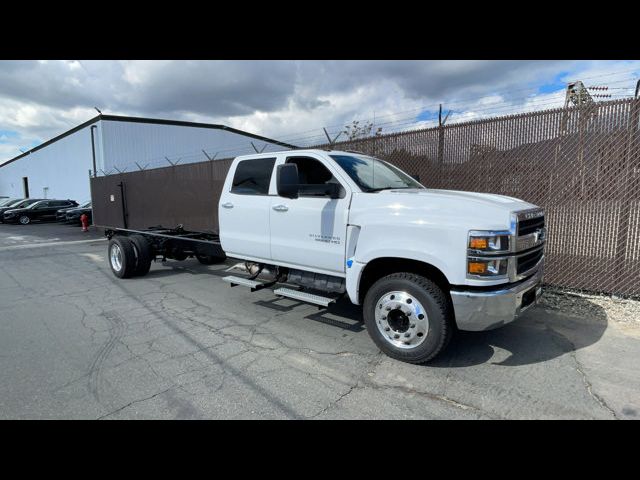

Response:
(11, 199), (38, 209)
(81, 201), (92, 208)
(330, 154), (424, 192)
(0, 198), (20, 207)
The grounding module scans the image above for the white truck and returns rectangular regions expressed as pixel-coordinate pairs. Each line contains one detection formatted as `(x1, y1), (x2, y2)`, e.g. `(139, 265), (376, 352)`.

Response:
(102, 149), (545, 364)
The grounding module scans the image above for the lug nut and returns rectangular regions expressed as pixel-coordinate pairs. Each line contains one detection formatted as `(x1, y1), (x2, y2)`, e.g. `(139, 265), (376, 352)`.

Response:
(385, 327), (390, 332)
(386, 306), (391, 311)
(404, 333), (410, 338)
(394, 334), (400, 339)
(410, 324), (416, 328)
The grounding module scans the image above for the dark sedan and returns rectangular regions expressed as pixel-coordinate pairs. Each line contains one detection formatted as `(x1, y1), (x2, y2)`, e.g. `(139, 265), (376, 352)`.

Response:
(4, 199), (78, 225)
(56, 200), (90, 222)
(0, 197), (18, 206)
(0, 198), (41, 222)
(63, 201), (92, 224)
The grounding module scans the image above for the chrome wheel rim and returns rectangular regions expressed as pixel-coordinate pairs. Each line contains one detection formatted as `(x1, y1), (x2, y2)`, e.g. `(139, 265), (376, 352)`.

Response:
(19, 216), (29, 224)
(374, 290), (429, 349)
(110, 243), (123, 272)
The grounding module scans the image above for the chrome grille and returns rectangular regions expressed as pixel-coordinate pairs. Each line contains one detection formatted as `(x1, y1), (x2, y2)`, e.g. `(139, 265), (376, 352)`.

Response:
(518, 216), (545, 236)
(517, 247), (544, 275)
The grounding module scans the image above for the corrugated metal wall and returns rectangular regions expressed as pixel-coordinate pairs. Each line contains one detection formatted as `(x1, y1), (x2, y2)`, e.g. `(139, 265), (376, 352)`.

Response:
(0, 118), (291, 203)
(0, 123), (103, 202)
(100, 120), (288, 174)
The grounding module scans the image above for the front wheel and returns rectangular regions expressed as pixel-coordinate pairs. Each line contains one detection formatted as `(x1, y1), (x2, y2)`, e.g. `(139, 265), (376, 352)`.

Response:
(363, 272), (453, 364)
(18, 215), (31, 225)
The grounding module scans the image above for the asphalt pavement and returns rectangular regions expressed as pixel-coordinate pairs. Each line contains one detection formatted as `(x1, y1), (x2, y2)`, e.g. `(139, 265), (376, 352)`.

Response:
(0, 222), (638, 419)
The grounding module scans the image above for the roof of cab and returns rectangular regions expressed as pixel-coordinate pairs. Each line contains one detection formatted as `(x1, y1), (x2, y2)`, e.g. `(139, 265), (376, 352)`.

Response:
(233, 149), (365, 160)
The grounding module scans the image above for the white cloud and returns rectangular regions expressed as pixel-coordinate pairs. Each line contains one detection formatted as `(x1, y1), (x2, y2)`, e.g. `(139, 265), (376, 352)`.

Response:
(0, 59), (639, 164)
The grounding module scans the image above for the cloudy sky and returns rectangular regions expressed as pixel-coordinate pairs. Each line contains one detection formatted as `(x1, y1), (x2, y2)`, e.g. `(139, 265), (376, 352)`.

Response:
(1, 60), (639, 164)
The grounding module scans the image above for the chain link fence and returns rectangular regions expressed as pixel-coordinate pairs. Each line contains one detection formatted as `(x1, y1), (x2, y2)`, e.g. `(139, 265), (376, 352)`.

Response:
(313, 98), (640, 297)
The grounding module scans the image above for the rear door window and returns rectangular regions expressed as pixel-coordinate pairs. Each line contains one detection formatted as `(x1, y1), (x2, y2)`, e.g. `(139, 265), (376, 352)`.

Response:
(231, 158), (276, 195)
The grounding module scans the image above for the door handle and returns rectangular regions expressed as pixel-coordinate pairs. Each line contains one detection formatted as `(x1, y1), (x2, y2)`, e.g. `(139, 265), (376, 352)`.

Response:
(272, 204), (289, 212)
(221, 202), (234, 209)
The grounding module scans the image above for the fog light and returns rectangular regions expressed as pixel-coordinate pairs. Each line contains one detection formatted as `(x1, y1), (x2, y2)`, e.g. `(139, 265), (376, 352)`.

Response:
(467, 258), (508, 277)
(468, 262), (487, 274)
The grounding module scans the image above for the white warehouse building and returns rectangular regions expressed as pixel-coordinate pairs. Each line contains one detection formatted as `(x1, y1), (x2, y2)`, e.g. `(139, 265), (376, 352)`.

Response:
(0, 115), (295, 203)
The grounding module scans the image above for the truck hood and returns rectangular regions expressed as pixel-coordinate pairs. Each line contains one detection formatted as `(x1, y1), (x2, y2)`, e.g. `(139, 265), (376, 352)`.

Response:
(381, 188), (533, 209)
(350, 188), (538, 231)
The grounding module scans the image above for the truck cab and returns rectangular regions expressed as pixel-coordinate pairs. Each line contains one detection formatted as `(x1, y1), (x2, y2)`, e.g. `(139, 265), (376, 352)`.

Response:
(218, 149), (545, 363)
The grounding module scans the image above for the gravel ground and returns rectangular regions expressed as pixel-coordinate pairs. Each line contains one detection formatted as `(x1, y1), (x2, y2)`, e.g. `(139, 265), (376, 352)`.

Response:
(540, 287), (640, 335)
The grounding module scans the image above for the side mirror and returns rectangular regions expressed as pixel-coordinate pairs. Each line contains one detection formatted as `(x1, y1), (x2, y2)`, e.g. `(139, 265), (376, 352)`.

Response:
(277, 163), (299, 199)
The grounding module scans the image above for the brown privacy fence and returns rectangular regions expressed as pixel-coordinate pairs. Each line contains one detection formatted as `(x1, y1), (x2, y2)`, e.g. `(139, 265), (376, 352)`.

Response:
(313, 98), (640, 296)
(91, 159), (233, 233)
(92, 98), (640, 296)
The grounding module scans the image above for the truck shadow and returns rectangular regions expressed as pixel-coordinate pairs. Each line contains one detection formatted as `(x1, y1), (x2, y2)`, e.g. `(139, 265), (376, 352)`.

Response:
(145, 263), (609, 368)
(255, 297), (365, 333)
(429, 295), (609, 368)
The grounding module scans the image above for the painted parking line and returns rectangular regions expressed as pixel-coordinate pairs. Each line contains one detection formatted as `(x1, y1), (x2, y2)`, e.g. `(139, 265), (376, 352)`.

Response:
(0, 238), (106, 252)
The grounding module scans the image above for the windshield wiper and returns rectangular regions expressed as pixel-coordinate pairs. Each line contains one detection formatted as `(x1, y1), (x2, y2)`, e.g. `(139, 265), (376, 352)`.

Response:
(365, 186), (411, 192)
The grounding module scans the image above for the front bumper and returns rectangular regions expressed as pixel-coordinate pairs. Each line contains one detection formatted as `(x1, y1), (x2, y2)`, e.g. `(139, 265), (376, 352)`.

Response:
(450, 267), (543, 331)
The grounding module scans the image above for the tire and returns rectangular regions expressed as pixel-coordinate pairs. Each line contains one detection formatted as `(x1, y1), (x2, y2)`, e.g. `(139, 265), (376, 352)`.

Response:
(129, 234), (153, 277)
(108, 237), (137, 279)
(18, 215), (31, 225)
(363, 272), (453, 364)
(196, 254), (226, 265)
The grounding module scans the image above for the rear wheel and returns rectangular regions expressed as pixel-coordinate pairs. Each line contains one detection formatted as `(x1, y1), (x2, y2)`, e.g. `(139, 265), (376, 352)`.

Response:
(130, 234), (153, 277)
(108, 237), (137, 278)
(18, 215), (31, 225)
(363, 272), (453, 364)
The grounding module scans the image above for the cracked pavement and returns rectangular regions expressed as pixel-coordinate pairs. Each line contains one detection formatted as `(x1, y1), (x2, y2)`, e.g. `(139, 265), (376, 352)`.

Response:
(1, 223), (639, 419)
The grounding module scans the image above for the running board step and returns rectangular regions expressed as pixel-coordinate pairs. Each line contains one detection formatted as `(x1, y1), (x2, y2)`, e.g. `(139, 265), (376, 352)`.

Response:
(222, 275), (266, 291)
(273, 288), (336, 307)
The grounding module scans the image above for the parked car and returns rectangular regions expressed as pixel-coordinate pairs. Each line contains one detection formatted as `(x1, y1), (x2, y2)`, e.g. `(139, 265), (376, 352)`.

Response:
(56, 200), (90, 222)
(0, 197), (23, 208)
(0, 198), (41, 222)
(0, 198), (19, 206)
(63, 201), (92, 224)
(4, 199), (78, 225)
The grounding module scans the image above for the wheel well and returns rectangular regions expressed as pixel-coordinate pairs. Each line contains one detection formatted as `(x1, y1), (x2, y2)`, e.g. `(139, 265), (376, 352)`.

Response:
(358, 257), (451, 304)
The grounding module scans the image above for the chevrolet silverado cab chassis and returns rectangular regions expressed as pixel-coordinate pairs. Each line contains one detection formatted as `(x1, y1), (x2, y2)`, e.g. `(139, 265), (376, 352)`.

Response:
(103, 149), (545, 364)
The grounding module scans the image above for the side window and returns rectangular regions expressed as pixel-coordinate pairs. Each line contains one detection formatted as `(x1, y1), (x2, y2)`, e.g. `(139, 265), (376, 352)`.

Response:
(285, 157), (343, 198)
(231, 158), (276, 195)
(36, 202), (49, 209)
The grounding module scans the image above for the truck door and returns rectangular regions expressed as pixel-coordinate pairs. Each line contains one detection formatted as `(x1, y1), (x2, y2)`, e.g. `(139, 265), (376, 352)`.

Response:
(219, 156), (276, 261)
(269, 155), (350, 275)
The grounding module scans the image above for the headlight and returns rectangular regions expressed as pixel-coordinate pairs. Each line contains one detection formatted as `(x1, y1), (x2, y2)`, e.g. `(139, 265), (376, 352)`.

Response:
(468, 231), (510, 253)
(467, 257), (508, 277)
